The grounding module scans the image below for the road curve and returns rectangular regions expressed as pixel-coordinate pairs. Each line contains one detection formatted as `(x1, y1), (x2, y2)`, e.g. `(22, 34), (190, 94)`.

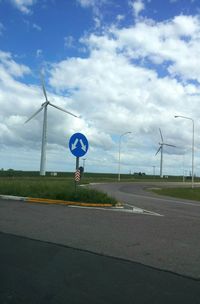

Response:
(88, 181), (200, 278)
(89, 181), (200, 218)
(0, 181), (200, 279)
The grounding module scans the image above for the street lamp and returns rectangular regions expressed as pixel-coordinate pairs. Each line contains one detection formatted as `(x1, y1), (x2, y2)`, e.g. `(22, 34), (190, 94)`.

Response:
(118, 132), (131, 181)
(174, 115), (194, 188)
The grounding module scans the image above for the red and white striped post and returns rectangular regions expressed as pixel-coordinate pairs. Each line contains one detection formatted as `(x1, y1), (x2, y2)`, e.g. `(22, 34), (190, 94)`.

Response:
(74, 167), (81, 193)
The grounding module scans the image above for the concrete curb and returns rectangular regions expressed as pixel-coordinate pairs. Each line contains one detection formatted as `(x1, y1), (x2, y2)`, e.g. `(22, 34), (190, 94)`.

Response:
(0, 195), (26, 201)
(27, 197), (114, 207)
(0, 194), (121, 208)
(0, 195), (161, 215)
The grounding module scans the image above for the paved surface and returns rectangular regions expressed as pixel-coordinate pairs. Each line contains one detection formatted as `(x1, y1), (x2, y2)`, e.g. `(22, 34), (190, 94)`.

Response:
(0, 182), (200, 279)
(90, 181), (200, 216)
(0, 181), (200, 302)
(1, 232), (200, 304)
(89, 182), (200, 278)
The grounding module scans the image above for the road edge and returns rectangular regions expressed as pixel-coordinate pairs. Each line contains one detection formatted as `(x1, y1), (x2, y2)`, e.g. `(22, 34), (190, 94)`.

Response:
(0, 194), (122, 208)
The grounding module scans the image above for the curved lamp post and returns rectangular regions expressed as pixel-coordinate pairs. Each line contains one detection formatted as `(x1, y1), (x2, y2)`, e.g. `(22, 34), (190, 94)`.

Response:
(118, 132), (131, 181)
(174, 115), (194, 188)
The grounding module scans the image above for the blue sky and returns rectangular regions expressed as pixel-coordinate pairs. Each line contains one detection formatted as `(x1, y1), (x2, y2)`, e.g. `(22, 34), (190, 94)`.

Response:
(1, 0), (198, 69)
(0, 0), (200, 175)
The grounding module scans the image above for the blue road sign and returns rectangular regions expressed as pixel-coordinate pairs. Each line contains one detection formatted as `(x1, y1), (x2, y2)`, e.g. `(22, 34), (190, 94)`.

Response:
(69, 133), (89, 157)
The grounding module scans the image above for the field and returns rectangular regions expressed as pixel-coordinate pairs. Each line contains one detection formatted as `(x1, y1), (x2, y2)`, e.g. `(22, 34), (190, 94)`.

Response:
(0, 176), (118, 205)
(0, 170), (199, 204)
(0, 171), (148, 205)
(152, 187), (200, 202)
(0, 169), (193, 181)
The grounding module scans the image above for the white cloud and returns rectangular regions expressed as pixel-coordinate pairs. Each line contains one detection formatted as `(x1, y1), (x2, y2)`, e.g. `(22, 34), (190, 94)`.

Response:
(116, 15), (125, 22)
(33, 23), (41, 31)
(76, 0), (106, 28)
(129, 0), (145, 18)
(36, 49), (43, 58)
(1, 12), (200, 174)
(76, 0), (105, 12)
(77, 0), (96, 7)
(94, 16), (101, 28)
(0, 52), (83, 171)
(64, 36), (75, 48)
(9, 0), (36, 14)
(111, 15), (200, 82)
(0, 51), (30, 77)
(46, 16), (200, 174)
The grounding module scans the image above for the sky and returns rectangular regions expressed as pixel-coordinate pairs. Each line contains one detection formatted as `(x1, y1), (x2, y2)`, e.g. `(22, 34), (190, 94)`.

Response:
(0, 0), (200, 176)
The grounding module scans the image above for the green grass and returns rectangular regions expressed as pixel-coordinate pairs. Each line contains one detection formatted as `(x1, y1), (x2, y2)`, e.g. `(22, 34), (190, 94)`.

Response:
(1, 171), (200, 205)
(1, 169), (197, 183)
(0, 177), (117, 205)
(152, 187), (200, 202)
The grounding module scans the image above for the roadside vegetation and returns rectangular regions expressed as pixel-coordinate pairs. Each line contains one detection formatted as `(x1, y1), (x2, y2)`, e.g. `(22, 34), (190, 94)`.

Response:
(0, 170), (199, 204)
(0, 169), (194, 182)
(152, 187), (200, 202)
(0, 177), (117, 205)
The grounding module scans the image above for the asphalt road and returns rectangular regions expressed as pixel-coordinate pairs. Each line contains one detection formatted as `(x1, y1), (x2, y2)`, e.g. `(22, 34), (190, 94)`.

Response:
(0, 181), (200, 303)
(1, 232), (200, 304)
(89, 182), (200, 278)
(90, 181), (200, 217)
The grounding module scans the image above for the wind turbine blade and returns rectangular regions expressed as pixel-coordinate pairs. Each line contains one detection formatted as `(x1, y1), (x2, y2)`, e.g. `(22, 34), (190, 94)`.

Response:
(159, 128), (164, 142)
(164, 143), (176, 147)
(49, 102), (78, 118)
(24, 105), (44, 123)
(155, 146), (161, 156)
(40, 72), (48, 102)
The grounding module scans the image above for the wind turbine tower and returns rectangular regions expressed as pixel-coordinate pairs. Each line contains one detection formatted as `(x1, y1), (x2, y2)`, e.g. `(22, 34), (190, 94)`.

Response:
(25, 73), (78, 176)
(155, 128), (176, 178)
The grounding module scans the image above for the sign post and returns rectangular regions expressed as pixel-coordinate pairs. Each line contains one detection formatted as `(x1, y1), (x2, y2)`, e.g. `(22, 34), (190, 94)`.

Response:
(69, 133), (89, 192)
(76, 157), (79, 170)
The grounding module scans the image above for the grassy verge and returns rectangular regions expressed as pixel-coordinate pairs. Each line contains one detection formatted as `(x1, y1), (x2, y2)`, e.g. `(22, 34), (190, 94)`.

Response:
(1, 170), (197, 183)
(0, 177), (117, 205)
(152, 187), (200, 202)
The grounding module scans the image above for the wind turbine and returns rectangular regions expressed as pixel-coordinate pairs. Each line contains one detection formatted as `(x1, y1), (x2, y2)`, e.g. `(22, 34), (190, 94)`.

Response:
(155, 128), (176, 178)
(25, 73), (78, 176)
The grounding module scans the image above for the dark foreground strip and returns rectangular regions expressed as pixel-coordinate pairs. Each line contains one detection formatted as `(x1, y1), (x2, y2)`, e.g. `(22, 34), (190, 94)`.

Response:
(0, 232), (200, 304)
